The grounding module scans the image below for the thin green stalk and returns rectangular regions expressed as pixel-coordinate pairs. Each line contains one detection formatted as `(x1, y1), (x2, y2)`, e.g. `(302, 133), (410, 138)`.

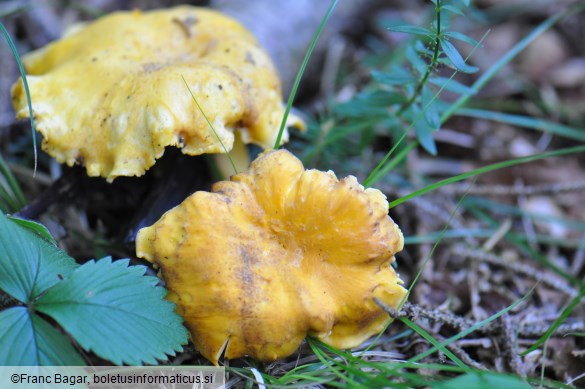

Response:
(407, 179), (474, 295)
(0, 154), (26, 208)
(389, 145), (585, 209)
(400, 317), (471, 371)
(274, 0), (338, 149)
(0, 22), (37, 175)
(467, 206), (581, 286)
(306, 338), (361, 387)
(364, 132), (410, 188)
(364, 141), (416, 188)
(181, 75), (237, 175)
(457, 108), (585, 142)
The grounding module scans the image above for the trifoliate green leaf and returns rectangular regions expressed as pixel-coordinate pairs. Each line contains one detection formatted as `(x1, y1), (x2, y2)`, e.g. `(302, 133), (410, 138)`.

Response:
(0, 211), (77, 303)
(36, 258), (189, 365)
(0, 307), (84, 365)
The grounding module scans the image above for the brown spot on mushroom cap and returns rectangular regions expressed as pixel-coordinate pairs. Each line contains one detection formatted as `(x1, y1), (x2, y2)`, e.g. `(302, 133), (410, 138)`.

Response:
(136, 149), (407, 364)
(11, 6), (302, 181)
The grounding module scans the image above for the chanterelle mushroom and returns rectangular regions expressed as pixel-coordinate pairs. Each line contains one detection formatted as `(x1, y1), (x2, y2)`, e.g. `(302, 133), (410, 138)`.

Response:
(11, 6), (300, 181)
(136, 149), (407, 364)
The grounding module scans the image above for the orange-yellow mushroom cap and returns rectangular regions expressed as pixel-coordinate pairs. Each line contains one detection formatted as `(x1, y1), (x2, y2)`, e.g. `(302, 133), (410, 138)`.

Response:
(136, 149), (407, 364)
(11, 6), (301, 181)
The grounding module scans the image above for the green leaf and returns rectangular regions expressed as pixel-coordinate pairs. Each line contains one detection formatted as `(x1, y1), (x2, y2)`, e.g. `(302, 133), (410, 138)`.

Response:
(456, 108), (585, 142)
(335, 90), (404, 118)
(371, 69), (415, 86)
(385, 23), (434, 37)
(441, 5), (464, 16)
(36, 258), (189, 365)
(444, 31), (481, 47)
(8, 216), (57, 245)
(429, 76), (475, 95)
(440, 39), (478, 73)
(422, 86), (440, 129)
(432, 372), (532, 389)
(406, 44), (427, 75)
(409, 105), (437, 155)
(0, 307), (85, 365)
(0, 211), (78, 303)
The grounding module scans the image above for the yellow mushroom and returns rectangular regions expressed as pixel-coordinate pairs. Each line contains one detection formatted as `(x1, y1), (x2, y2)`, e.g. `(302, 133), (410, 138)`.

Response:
(136, 149), (407, 364)
(11, 6), (301, 181)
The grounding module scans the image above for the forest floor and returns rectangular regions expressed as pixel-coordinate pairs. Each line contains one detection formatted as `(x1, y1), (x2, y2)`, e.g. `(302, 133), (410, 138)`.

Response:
(1, 0), (585, 387)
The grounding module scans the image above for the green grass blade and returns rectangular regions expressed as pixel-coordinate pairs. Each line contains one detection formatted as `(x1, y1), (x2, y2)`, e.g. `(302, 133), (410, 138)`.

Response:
(274, 0), (339, 149)
(521, 285), (585, 355)
(0, 187), (19, 212)
(404, 229), (495, 244)
(456, 108), (585, 142)
(388, 145), (585, 208)
(364, 31), (489, 188)
(464, 197), (585, 232)
(407, 180), (474, 296)
(400, 317), (471, 371)
(0, 154), (27, 208)
(407, 286), (534, 365)
(181, 75), (237, 175)
(364, 140), (416, 188)
(306, 338), (362, 387)
(0, 21), (38, 175)
(440, 2), (585, 123)
(406, 229), (585, 249)
(364, 133), (410, 188)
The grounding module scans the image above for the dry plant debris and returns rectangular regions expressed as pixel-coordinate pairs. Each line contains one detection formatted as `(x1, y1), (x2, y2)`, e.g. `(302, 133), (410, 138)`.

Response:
(136, 149), (407, 364)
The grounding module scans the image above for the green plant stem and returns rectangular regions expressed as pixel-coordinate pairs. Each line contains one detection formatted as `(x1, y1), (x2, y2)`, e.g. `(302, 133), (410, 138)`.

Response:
(397, 0), (442, 116)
